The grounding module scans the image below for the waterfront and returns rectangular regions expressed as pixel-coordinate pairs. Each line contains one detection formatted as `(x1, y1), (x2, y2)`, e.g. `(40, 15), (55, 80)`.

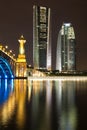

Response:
(0, 78), (87, 130)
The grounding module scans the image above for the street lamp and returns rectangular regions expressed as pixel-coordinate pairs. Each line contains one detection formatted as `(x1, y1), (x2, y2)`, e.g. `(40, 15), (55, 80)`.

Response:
(5, 45), (8, 49)
(10, 50), (12, 53)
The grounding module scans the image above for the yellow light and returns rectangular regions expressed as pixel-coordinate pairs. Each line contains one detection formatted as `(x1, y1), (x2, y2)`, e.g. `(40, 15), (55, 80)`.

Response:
(16, 35), (27, 77)
(18, 35), (26, 55)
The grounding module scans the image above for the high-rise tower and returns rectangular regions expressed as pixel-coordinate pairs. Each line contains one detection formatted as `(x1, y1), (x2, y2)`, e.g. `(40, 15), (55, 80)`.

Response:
(33, 5), (51, 70)
(56, 23), (76, 72)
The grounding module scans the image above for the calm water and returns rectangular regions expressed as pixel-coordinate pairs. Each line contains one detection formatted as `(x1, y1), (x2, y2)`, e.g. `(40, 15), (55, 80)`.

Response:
(0, 78), (87, 130)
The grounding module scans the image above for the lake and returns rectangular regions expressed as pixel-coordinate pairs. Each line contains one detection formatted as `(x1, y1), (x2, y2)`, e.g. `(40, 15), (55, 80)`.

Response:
(0, 78), (87, 130)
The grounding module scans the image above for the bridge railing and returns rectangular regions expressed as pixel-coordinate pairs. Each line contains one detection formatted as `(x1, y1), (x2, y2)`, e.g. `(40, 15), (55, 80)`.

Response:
(0, 45), (16, 62)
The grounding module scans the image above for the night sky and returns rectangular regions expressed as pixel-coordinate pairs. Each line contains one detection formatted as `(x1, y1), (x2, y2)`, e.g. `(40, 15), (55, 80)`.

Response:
(0, 0), (87, 70)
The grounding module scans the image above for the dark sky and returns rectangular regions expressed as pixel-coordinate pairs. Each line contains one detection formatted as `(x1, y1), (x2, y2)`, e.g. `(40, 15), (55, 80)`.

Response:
(0, 0), (87, 70)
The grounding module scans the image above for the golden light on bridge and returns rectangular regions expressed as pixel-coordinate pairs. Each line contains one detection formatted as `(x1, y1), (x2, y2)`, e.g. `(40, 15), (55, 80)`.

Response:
(0, 44), (16, 61)
(10, 50), (12, 53)
(5, 45), (8, 49)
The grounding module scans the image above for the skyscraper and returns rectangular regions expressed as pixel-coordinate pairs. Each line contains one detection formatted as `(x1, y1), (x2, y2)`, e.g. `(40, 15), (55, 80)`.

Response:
(33, 5), (51, 70)
(56, 23), (76, 72)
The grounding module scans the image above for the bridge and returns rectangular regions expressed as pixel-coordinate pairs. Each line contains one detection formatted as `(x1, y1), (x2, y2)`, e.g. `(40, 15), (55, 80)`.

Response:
(0, 36), (27, 79)
(0, 44), (16, 78)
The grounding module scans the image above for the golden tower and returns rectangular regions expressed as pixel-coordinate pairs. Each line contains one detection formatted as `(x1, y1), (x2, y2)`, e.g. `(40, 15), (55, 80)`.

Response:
(16, 35), (27, 77)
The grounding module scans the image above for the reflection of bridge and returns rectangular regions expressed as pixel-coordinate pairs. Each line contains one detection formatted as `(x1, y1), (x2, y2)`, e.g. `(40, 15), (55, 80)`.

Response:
(0, 45), (16, 78)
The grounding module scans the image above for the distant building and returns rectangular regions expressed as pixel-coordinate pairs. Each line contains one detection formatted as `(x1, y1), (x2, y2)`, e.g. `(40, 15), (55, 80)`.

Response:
(33, 5), (51, 70)
(56, 23), (76, 72)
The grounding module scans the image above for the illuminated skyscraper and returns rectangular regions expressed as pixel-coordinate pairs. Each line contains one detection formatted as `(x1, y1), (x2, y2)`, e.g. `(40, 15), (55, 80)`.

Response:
(56, 23), (76, 72)
(33, 5), (51, 70)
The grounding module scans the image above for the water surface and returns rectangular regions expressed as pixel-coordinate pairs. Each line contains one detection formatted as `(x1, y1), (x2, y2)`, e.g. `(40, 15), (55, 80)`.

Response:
(0, 79), (87, 130)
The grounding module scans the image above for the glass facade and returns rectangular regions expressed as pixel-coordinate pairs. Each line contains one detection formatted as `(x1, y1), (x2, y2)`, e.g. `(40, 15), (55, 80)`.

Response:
(56, 23), (76, 72)
(33, 5), (51, 70)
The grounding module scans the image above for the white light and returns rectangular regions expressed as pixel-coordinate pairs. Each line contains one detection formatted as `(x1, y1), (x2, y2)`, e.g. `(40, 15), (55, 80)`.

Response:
(13, 54), (15, 57)
(10, 50), (12, 53)
(5, 46), (8, 49)
(5, 79), (7, 90)
(28, 76), (87, 81)
(64, 23), (71, 27)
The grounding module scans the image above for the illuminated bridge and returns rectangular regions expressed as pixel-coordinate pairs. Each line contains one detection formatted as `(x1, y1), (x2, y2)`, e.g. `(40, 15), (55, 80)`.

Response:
(0, 45), (16, 78)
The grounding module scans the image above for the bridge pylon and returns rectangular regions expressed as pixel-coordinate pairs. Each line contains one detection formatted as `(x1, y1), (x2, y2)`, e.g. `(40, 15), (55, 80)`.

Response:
(16, 35), (27, 78)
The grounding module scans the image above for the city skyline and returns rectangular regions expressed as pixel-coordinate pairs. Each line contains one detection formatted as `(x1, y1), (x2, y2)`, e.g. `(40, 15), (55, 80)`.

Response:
(0, 0), (87, 70)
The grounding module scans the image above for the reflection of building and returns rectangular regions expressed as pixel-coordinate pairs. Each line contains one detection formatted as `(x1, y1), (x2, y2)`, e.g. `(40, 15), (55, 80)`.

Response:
(55, 81), (77, 130)
(15, 79), (27, 128)
(16, 35), (27, 77)
(56, 23), (76, 72)
(33, 5), (51, 70)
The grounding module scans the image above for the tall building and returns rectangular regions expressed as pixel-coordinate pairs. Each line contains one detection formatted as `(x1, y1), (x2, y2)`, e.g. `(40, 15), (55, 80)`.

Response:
(56, 23), (76, 72)
(33, 5), (51, 70)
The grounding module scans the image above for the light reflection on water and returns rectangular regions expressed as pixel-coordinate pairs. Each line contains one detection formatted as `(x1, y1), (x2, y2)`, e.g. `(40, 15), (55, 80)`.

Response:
(55, 81), (77, 130)
(0, 79), (87, 130)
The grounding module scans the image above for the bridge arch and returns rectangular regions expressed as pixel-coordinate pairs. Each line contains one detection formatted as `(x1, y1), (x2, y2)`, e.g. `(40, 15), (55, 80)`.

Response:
(0, 56), (14, 78)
